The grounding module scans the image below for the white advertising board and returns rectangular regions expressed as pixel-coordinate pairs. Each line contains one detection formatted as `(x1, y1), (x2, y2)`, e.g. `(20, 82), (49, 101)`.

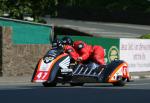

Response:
(120, 38), (150, 72)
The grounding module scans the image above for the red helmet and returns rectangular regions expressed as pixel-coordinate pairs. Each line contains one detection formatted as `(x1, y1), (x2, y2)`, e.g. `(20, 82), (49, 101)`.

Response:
(73, 41), (85, 50)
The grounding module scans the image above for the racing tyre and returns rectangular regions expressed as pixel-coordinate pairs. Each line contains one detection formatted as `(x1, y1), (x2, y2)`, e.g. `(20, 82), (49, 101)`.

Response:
(112, 80), (125, 86)
(112, 77), (126, 86)
(113, 80), (125, 87)
(70, 83), (84, 86)
(43, 81), (57, 87)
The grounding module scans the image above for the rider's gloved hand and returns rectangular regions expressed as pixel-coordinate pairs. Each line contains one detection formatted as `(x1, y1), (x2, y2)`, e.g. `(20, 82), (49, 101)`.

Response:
(77, 57), (82, 62)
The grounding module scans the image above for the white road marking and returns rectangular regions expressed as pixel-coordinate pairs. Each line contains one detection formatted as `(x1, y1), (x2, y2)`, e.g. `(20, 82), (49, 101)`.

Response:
(102, 23), (150, 30)
(127, 82), (150, 86)
(60, 24), (142, 34)
(89, 31), (137, 35)
(62, 24), (105, 31)
(61, 24), (141, 37)
(84, 21), (150, 30)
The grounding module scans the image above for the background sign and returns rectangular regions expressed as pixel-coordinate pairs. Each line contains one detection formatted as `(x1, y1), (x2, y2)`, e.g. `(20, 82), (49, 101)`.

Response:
(120, 38), (150, 72)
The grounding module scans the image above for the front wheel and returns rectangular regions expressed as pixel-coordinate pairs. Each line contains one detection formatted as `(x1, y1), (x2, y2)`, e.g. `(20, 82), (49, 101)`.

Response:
(43, 81), (57, 87)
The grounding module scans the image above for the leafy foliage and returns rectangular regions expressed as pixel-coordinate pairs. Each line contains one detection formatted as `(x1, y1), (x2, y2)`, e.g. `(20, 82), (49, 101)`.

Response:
(140, 34), (150, 39)
(0, 0), (150, 23)
(0, 0), (57, 23)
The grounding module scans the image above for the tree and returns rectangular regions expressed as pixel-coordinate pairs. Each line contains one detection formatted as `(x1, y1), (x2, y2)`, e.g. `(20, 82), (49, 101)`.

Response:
(0, 0), (150, 23)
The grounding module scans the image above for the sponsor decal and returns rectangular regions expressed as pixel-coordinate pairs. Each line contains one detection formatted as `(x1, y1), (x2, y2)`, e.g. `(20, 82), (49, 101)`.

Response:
(36, 71), (49, 80)
(108, 46), (119, 62)
(120, 38), (150, 72)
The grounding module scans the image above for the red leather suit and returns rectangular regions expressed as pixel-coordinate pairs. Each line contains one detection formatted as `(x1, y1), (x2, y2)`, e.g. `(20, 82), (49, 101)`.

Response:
(73, 41), (105, 65)
(64, 45), (79, 60)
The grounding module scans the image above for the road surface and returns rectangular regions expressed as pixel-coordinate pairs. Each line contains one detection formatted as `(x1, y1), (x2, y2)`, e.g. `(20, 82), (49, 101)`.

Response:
(0, 79), (150, 103)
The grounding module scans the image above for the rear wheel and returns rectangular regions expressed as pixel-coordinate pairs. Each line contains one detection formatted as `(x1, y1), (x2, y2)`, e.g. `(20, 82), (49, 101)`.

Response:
(112, 80), (125, 86)
(43, 81), (57, 87)
(112, 77), (126, 86)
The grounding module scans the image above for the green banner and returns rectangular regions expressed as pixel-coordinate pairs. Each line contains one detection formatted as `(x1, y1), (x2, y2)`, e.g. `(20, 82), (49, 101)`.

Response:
(0, 18), (52, 44)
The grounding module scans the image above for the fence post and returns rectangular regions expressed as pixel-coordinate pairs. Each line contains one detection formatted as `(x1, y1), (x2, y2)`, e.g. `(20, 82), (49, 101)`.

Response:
(0, 26), (2, 76)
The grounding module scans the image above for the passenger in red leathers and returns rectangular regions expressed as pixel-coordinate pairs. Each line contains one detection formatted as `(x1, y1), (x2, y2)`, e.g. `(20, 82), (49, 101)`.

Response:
(73, 40), (105, 65)
(92, 45), (105, 65)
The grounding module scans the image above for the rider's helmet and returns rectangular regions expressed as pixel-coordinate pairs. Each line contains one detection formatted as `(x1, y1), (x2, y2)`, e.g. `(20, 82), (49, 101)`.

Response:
(52, 38), (63, 49)
(73, 41), (84, 50)
(62, 36), (73, 46)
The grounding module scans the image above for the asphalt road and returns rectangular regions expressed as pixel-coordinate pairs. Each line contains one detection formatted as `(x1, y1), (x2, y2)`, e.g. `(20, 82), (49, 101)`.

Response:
(46, 18), (150, 38)
(0, 79), (150, 103)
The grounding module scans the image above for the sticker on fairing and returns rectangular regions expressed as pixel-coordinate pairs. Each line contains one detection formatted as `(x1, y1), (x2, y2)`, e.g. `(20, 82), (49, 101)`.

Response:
(34, 71), (49, 82)
(34, 60), (52, 82)
(122, 66), (128, 77)
(39, 59), (52, 71)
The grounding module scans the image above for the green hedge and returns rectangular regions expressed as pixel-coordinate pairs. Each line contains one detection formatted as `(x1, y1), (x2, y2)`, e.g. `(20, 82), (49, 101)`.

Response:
(140, 34), (150, 39)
